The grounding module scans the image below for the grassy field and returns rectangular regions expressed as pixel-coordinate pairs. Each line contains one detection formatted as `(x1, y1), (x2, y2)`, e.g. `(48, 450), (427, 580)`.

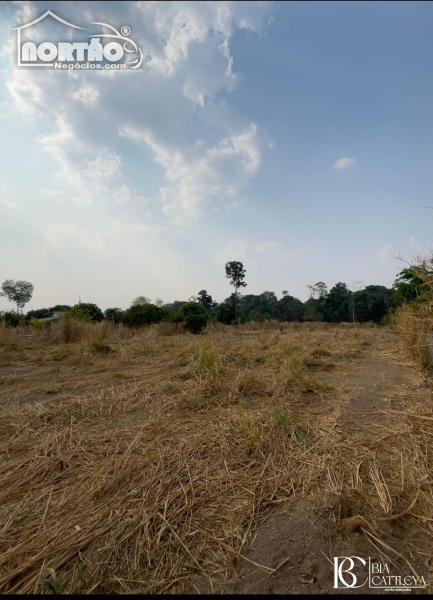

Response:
(0, 321), (432, 593)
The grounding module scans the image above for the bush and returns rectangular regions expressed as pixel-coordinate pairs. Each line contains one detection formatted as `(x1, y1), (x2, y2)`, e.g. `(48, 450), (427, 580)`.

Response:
(123, 304), (167, 328)
(65, 303), (104, 323)
(164, 311), (184, 324)
(178, 302), (208, 334)
(212, 300), (235, 325)
(0, 310), (23, 328)
(249, 310), (267, 323)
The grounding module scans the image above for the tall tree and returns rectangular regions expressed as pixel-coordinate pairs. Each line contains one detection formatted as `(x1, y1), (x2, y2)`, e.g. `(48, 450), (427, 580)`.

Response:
(350, 281), (364, 322)
(353, 285), (392, 323)
(197, 290), (214, 312)
(323, 282), (350, 322)
(225, 261), (247, 321)
(1, 279), (34, 313)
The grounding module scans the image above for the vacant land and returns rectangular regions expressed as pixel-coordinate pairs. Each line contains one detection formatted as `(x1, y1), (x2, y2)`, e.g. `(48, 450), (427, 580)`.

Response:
(0, 322), (432, 594)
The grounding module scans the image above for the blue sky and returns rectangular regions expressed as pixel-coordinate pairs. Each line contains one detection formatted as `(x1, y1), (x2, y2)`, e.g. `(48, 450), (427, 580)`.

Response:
(0, 1), (431, 312)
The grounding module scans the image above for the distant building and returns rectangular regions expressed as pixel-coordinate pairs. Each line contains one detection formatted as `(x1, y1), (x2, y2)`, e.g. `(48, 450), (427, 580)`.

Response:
(37, 311), (65, 323)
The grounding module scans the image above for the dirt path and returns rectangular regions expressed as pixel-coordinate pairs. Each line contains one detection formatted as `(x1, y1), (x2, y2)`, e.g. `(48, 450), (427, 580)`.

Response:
(201, 331), (432, 595)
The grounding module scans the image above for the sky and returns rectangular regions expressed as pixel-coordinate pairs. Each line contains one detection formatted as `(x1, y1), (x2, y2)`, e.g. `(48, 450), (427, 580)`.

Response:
(0, 0), (432, 312)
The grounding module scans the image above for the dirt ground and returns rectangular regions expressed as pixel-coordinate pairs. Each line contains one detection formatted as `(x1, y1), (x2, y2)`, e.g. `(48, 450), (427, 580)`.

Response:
(193, 329), (433, 595)
(0, 322), (432, 594)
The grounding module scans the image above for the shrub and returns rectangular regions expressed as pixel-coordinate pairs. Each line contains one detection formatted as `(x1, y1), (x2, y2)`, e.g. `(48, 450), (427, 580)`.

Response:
(164, 311), (184, 324)
(249, 310), (267, 323)
(0, 311), (23, 328)
(178, 302), (208, 334)
(212, 300), (235, 325)
(65, 303), (104, 323)
(123, 303), (167, 328)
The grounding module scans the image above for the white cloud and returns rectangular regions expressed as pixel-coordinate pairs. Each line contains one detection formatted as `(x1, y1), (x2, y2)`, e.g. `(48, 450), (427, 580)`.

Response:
(0, 199), (23, 226)
(218, 239), (302, 263)
(112, 184), (149, 207)
(377, 244), (393, 265)
(72, 85), (100, 105)
(5, 1), (274, 222)
(217, 238), (248, 262)
(408, 235), (433, 259)
(333, 157), (356, 170)
(44, 223), (113, 255)
(254, 241), (301, 259)
(40, 189), (67, 199)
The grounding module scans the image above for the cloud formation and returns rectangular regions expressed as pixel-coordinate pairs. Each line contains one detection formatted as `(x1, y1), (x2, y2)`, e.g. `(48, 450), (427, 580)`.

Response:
(218, 239), (301, 263)
(6, 1), (274, 221)
(333, 157), (356, 170)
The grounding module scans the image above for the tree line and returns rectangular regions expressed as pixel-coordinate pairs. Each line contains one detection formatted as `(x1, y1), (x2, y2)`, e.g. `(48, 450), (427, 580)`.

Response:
(0, 262), (420, 333)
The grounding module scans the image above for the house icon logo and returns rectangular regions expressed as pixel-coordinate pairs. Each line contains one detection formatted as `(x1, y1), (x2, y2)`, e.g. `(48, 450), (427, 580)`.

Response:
(12, 10), (143, 70)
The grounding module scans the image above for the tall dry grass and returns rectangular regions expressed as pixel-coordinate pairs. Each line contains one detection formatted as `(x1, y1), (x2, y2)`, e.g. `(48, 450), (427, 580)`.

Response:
(394, 257), (433, 366)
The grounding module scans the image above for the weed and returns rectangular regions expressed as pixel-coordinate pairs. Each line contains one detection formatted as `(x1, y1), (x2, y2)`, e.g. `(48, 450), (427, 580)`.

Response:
(91, 340), (112, 353)
(281, 352), (305, 390)
(77, 566), (88, 582)
(274, 410), (290, 428)
(42, 575), (70, 595)
(188, 343), (221, 383)
(239, 410), (262, 449)
(293, 426), (307, 443)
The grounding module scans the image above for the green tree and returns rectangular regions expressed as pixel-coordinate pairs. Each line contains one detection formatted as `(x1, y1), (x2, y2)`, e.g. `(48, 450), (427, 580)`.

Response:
(164, 300), (189, 314)
(1, 279), (34, 313)
(302, 298), (324, 322)
(353, 285), (393, 323)
(178, 302), (208, 334)
(391, 267), (426, 306)
(276, 294), (304, 321)
(131, 296), (151, 306)
(65, 303), (104, 323)
(123, 304), (167, 328)
(249, 310), (267, 323)
(323, 282), (351, 322)
(212, 296), (236, 324)
(225, 261), (247, 321)
(197, 290), (215, 312)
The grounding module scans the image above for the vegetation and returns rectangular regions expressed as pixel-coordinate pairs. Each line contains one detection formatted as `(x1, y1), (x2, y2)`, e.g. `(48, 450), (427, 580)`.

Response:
(1, 279), (33, 313)
(225, 261), (247, 321)
(65, 303), (104, 323)
(178, 301), (208, 334)
(0, 263), (416, 332)
(394, 259), (433, 367)
(26, 305), (70, 320)
(122, 303), (167, 328)
(197, 290), (216, 312)
(131, 295), (152, 307)
(0, 310), (23, 328)
(0, 320), (431, 593)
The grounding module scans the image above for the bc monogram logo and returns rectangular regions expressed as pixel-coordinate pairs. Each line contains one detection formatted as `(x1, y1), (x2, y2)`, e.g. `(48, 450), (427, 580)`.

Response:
(333, 556), (368, 589)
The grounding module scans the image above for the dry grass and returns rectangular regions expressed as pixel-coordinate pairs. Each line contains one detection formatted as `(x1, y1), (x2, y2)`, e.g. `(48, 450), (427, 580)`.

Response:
(0, 322), (432, 593)
(394, 257), (433, 366)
